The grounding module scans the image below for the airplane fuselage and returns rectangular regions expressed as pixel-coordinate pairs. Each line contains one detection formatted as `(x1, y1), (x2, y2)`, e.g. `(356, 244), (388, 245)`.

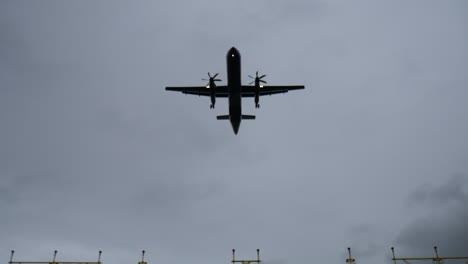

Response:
(227, 47), (242, 134)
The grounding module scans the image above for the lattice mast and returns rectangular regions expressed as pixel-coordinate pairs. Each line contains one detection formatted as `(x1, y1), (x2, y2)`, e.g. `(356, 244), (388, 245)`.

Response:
(9, 250), (102, 264)
(391, 246), (468, 264)
(232, 249), (261, 264)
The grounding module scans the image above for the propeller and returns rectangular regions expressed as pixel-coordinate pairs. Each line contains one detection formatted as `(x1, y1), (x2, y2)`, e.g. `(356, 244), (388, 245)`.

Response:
(202, 72), (222, 85)
(248, 71), (267, 85)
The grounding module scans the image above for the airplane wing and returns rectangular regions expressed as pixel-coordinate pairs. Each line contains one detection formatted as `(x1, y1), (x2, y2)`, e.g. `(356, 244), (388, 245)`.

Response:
(166, 86), (228, 97)
(241, 85), (304, 97)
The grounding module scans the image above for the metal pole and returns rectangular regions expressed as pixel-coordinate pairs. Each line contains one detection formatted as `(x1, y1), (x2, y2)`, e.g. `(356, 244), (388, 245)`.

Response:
(434, 247), (440, 259)
(10, 250), (15, 263)
(434, 246), (441, 264)
(391, 247), (397, 264)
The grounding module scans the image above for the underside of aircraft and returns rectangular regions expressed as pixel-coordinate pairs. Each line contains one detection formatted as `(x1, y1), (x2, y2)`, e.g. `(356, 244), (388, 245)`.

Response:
(166, 47), (304, 134)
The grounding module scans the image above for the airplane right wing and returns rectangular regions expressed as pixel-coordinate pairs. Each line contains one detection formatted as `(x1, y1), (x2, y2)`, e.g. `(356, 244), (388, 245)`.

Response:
(241, 85), (304, 97)
(166, 86), (229, 97)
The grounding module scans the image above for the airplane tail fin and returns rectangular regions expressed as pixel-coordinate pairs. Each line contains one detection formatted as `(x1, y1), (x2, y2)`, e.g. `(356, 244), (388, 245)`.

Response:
(242, 115), (256, 120)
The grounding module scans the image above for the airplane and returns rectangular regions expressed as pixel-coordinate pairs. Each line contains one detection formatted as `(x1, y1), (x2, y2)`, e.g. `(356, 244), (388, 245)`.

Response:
(165, 47), (304, 134)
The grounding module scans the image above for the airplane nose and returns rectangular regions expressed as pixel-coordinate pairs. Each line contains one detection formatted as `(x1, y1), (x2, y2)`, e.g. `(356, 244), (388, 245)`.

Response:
(228, 47), (240, 57)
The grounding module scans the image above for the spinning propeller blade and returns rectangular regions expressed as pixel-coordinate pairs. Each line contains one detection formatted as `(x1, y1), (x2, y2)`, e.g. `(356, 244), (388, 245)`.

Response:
(203, 73), (222, 85)
(248, 71), (267, 84)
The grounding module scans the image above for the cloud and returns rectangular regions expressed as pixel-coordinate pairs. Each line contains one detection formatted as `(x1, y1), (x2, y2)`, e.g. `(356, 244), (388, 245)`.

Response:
(395, 175), (468, 257)
(408, 175), (468, 207)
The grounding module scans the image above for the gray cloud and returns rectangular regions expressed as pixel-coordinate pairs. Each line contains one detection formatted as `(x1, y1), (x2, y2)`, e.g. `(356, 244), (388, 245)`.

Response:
(408, 175), (468, 207)
(395, 175), (468, 258)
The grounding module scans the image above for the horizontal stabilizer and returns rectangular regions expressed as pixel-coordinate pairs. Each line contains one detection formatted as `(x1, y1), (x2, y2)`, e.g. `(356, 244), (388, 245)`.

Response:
(242, 115), (256, 120)
(217, 115), (230, 120)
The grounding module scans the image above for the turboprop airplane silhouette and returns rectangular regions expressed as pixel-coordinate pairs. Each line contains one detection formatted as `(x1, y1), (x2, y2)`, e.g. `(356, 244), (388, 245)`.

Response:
(166, 47), (304, 134)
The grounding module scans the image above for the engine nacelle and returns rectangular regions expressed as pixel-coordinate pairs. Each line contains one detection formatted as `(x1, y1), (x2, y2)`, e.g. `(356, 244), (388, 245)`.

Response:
(203, 72), (221, 109)
(210, 82), (216, 109)
(248, 71), (266, 109)
(255, 81), (260, 108)
(254, 79), (260, 108)
(210, 95), (216, 109)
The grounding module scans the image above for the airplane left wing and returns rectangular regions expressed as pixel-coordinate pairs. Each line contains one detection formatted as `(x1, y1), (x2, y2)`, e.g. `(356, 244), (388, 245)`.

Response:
(166, 86), (228, 97)
(241, 85), (304, 97)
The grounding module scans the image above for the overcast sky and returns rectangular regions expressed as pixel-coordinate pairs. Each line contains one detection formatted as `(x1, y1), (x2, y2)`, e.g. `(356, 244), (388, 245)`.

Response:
(1, 1), (467, 264)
